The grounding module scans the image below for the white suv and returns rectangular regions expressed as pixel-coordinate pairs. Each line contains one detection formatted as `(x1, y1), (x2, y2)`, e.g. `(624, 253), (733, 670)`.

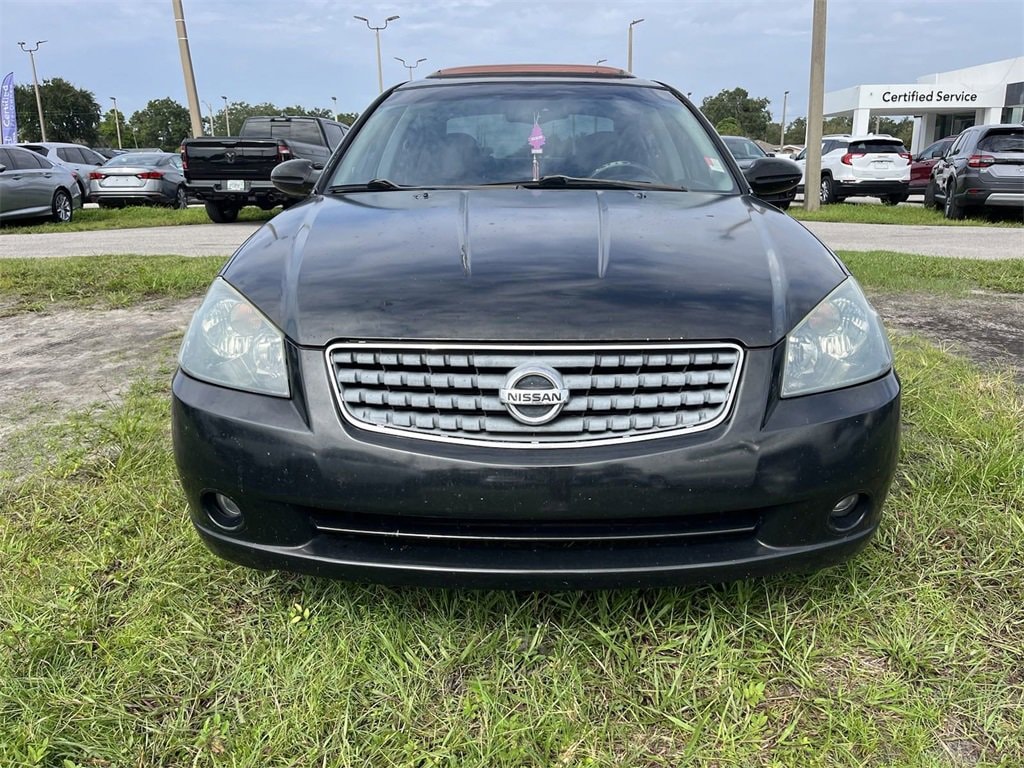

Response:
(794, 134), (911, 205)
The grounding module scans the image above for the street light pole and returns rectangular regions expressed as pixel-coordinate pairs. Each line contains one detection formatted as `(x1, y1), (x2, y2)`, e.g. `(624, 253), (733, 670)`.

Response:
(779, 90), (789, 149)
(394, 56), (426, 81)
(355, 15), (399, 94)
(18, 40), (47, 142)
(331, 96), (338, 121)
(596, 58), (607, 66)
(201, 100), (215, 134)
(627, 18), (644, 73)
(221, 95), (231, 135)
(110, 96), (122, 149)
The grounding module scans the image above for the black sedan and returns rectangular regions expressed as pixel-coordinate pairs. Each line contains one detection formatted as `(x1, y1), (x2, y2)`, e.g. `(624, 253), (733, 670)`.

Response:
(172, 64), (899, 589)
(88, 152), (188, 208)
(721, 135), (798, 209)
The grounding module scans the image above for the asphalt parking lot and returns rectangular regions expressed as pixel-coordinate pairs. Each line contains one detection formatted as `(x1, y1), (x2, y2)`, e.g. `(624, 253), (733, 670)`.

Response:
(1, 218), (1022, 260)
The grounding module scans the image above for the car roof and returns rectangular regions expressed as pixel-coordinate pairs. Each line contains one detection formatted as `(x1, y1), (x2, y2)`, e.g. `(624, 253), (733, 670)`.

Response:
(16, 141), (89, 149)
(427, 64), (634, 79)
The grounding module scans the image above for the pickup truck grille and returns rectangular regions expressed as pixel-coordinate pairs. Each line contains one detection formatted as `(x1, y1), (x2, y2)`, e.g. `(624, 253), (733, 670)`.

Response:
(326, 342), (743, 447)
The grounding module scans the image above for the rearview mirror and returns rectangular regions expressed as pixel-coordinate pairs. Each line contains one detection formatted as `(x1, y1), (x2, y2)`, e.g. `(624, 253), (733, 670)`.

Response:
(271, 158), (321, 198)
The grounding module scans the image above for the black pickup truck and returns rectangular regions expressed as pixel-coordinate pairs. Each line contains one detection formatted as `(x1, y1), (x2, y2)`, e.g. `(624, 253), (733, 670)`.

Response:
(181, 115), (348, 222)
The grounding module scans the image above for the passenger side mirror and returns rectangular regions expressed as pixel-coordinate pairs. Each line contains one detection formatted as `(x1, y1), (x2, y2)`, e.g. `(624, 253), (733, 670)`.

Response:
(271, 158), (321, 198)
(0, 164), (6, 173)
(743, 157), (802, 197)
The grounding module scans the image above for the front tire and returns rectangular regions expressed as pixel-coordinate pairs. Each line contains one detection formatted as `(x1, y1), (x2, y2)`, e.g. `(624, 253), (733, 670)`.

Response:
(944, 181), (965, 220)
(819, 175), (836, 205)
(172, 185), (188, 209)
(51, 189), (73, 223)
(923, 179), (938, 209)
(205, 201), (239, 223)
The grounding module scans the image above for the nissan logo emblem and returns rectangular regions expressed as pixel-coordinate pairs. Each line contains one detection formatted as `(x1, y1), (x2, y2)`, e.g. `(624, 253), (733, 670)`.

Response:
(498, 364), (569, 425)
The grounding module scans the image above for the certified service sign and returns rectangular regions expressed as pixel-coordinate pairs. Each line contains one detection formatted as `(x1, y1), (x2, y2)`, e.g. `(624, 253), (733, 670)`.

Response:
(499, 364), (569, 425)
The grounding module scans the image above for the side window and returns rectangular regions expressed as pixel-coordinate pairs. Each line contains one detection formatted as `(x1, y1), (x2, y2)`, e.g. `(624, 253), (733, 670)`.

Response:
(947, 133), (967, 157)
(57, 148), (73, 162)
(83, 148), (105, 164)
(0, 148), (11, 169)
(9, 149), (44, 170)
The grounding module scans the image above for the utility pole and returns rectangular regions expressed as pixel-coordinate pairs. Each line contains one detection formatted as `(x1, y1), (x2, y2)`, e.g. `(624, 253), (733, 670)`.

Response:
(221, 96), (231, 135)
(201, 100), (215, 134)
(803, 0), (827, 212)
(171, 0), (204, 139)
(779, 90), (789, 149)
(627, 18), (644, 73)
(18, 41), (47, 141)
(110, 96), (122, 149)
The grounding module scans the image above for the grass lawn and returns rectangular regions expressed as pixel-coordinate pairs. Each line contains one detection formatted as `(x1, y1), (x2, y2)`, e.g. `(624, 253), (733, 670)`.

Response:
(1, 335), (1021, 766)
(788, 202), (1024, 228)
(0, 205), (276, 235)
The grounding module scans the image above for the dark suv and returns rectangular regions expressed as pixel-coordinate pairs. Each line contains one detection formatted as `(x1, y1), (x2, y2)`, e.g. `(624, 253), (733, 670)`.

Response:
(927, 124), (1024, 218)
(172, 65), (898, 589)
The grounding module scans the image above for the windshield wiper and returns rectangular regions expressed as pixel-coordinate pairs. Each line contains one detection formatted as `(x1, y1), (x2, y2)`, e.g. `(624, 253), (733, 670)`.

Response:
(486, 175), (686, 191)
(326, 178), (410, 192)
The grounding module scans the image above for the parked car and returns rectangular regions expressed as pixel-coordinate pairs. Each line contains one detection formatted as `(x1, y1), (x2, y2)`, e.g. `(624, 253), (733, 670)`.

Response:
(92, 147), (129, 160)
(172, 64), (898, 589)
(721, 135), (798, 209)
(0, 145), (82, 224)
(909, 136), (955, 194)
(88, 151), (188, 208)
(181, 115), (349, 223)
(793, 134), (911, 204)
(17, 141), (106, 202)
(926, 124), (1024, 219)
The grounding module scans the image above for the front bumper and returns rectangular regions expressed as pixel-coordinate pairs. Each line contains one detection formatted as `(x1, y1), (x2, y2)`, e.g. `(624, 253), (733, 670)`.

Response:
(171, 344), (901, 589)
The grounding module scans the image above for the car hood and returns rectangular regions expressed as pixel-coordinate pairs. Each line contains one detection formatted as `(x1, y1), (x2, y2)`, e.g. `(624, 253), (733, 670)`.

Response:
(224, 190), (846, 347)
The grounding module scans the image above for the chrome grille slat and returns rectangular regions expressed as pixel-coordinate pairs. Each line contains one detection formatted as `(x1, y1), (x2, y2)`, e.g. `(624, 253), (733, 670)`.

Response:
(327, 342), (743, 447)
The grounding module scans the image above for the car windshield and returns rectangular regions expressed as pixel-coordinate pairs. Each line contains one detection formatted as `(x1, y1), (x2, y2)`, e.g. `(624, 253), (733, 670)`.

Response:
(104, 153), (167, 167)
(329, 81), (737, 192)
(722, 137), (766, 160)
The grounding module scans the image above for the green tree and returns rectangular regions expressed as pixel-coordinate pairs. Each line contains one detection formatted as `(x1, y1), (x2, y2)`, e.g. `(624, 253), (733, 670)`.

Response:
(96, 108), (129, 148)
(13, 78), (100, 143)
(130, 98), (191, 150)
(785, 116), (806, 145)
(715, 117), (743, 135)
(337, 112), (358, 126)
(700, 88), (772, 140)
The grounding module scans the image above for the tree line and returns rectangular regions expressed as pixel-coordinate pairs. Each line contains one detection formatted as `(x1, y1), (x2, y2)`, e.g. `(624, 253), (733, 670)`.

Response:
(699, 87), (915, 149)
(10, 78), (917, 152)
(12, 78), (358, 151)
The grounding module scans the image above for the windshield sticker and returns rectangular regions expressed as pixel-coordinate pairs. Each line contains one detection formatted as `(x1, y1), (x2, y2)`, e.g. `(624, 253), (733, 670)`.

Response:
(528, 117), (546, 180)
(704, 156), (726, 173)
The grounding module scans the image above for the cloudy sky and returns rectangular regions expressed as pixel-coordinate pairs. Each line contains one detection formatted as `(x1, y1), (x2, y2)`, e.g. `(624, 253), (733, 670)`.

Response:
(1, 0), (1021, 123)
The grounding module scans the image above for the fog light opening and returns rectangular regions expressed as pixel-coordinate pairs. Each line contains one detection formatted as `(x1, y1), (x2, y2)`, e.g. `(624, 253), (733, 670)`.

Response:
(829, 493), (866, 532)
(207, 492), (245, 531)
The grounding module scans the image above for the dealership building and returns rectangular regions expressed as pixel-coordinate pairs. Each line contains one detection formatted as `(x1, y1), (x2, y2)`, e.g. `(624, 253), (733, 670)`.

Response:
(824, 57), (1024, 153)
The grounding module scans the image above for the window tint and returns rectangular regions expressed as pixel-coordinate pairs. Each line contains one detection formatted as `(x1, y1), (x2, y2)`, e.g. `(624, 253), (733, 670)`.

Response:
(978, 129), (1024, 153)
(323, 122), (347, 148)
(22, 145), (47, 157)
(242, 118), (324, 145)
(722, 137), (766, 160)
(947, 133), (968, 156)
(848, 140), (905, 154)
(8, 148), (46, 170)
(83, 148), (106, 164)
(330, 83), (738, 192)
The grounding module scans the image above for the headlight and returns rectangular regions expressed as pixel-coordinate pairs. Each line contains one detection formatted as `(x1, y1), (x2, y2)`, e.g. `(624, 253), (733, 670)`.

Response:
(179, 278), (290, 397)
(782, 277), (892, 398)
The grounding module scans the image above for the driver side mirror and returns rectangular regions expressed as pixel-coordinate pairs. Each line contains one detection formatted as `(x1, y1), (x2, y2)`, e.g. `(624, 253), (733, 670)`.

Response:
(271, 158), (321, 198)
(743, 157), (802, 197)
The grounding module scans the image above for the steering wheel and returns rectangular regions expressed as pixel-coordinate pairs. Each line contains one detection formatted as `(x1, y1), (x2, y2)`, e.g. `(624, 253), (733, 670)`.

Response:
(589, 160), (663, 183)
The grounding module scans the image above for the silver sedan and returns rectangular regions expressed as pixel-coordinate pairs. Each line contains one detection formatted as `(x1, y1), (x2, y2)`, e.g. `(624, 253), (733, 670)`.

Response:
(0, 145), (83, 224)
(89, 152), (188, 208)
